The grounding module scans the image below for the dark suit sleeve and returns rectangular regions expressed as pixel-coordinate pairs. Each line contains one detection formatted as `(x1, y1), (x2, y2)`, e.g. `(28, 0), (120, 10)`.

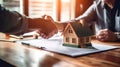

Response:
(0, 5), (28, 35)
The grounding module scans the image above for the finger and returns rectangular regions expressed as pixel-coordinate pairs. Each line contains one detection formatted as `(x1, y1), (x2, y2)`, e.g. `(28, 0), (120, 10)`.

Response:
(39, 33), (46, 38)
(97, 34), (110, 41)
(96, 35), (105, 40)
(46, 16), (54, 22)
(96, 35), (105, 41)
(99, 38), (106, 42)
(33, 33), (39, 39)
(41, 15), (47, 19)
(42, 15), (51, 20)
(47, 29), (58, 38)
(48, 32), (57, 37)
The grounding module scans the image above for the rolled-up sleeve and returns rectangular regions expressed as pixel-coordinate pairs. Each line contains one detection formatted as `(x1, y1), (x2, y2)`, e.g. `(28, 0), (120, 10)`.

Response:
(75, 3), (97, 23)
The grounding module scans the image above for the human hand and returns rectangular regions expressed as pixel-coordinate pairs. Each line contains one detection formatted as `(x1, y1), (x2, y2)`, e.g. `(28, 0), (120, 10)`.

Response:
(32, 28), (58, 39)
(36, 15), (58, 39)
(28, 15), (58, 39)
(96, 29), (117, 42)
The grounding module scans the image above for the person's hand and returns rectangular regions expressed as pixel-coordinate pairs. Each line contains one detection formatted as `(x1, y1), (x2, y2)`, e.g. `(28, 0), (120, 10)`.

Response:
(40, 15), (58, 38)
(32, 28), (58, 39)
(96, 29), (117, 42)
(28, 15), (58, 39)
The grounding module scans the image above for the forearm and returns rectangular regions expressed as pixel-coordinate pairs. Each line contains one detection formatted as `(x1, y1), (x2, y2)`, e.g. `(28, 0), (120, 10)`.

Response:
(27, 17), (51, 34)
(27, 17), (45, 28)
(27, 17), (58, 36)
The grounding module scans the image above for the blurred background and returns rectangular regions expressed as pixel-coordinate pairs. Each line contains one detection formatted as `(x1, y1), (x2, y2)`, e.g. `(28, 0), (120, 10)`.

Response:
(0, 0), (93, 21)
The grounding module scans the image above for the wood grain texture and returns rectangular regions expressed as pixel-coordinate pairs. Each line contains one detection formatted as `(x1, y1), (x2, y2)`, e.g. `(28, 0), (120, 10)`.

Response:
(0, 39), (120, 67)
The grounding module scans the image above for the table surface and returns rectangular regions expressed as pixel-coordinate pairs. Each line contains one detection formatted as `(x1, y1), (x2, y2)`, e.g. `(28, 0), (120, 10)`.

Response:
(0, 38), (120, 67)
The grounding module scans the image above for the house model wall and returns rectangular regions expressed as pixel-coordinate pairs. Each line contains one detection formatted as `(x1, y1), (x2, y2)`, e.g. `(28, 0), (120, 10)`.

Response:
(62, 21), (94, 48)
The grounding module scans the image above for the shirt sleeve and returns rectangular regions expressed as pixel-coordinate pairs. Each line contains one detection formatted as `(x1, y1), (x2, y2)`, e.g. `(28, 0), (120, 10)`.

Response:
(0, 5), (28, 35)
(5, 12), (28, 35)
(75, 2), (97, 22)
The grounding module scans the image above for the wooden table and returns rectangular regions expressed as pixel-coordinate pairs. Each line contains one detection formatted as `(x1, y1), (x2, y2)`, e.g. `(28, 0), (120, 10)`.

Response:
(0, 39), (120, 67)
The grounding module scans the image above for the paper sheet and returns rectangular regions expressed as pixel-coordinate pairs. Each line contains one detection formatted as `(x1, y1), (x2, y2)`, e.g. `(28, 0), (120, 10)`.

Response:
(17, 34), (118, 57)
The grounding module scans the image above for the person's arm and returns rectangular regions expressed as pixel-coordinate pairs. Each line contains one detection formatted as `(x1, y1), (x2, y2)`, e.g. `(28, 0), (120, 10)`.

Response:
(0, 5), (28, 35)
(27, 17), (47, 29)
(75, 2), (97, 22)
(40, 15), (68, 32)
(55, 2), (97, 31)
(27, 17), (58, 39)
(33, 1), (97, 38)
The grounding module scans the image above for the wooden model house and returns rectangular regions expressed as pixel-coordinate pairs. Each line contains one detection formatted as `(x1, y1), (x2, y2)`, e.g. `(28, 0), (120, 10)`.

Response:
(62, 21), (94, 48)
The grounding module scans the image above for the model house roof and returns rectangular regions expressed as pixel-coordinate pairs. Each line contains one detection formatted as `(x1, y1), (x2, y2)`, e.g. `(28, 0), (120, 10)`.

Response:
(63, 21), (94, 37)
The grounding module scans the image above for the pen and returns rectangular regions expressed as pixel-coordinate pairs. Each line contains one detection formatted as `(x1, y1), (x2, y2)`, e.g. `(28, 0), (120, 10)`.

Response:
(21, 42), (46, 50)
(21, 42), (30, 46)
(0, 32), (23, 39)
(21, 34), (33, 38)
(0, 39), (16, 43)
(9, 35), (23, 39)
(21, 34), (39, 39)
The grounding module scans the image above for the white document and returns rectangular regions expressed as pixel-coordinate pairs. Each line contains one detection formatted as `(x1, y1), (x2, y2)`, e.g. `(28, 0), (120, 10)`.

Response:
(17, 35), (118, 57)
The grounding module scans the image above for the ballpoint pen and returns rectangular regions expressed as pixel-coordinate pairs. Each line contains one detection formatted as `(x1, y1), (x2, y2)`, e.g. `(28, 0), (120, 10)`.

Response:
(0, 39), (16, 43)
(9, 35), (23, 39)
(0, 32), (23, 39)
